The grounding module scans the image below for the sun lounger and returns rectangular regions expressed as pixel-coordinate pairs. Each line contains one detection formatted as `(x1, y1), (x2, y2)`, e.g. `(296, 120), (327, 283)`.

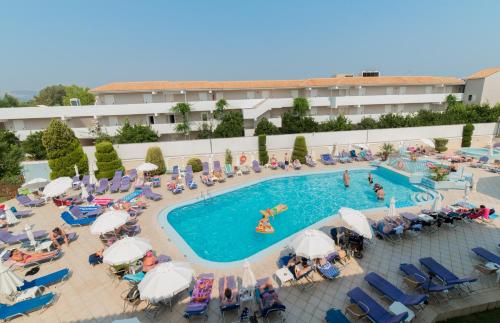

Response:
(4, 207), (32, 218)
(224, 163), (234, 177)
(119, 176), (131, 192)
(219, 276), (240, 317)
(202, 162), (210, 176)
(61, 211), (96, 226)
(372, 220), (403, 243)
(320, 154), (336, 165)
(316, 261), (340, 280)
(305, 155), (316, 167)
(18, 268), (70, 291)
(6, 250), (63, 268)
(255, 277), (286, 320)
(123, 271), (145, 283)
(252, 160), (261, 173)
(171, 165), (179, 180)
(419, 257), (477, 290)
(240, 165), (250, 174)
(200, 175), (214, 186)
(185, 172), (198, 189)
(128, 169), (137, 181)
(71, 175), (81, 189)
(347, 287), (408, 323)
(0, 230), (47, 245)
(365, 272), (427, 307)
(81, 175), (90, 187)
(16, 195), (44, 207)
(184, 273), (214, 320)
(143, 186), (162, 201)
(471, 247), (500, 265)
(292, 160), (302, 169)
(399, 263), (454, 294)
(96, 178), (108, 195)
(69, 205), (103, 218)
(325, 308), (350, 323)
(0, 292), (55, 321)
(110, 178), (121, 193)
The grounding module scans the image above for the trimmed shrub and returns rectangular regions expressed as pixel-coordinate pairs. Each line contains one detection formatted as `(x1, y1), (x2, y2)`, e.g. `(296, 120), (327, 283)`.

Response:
(225, 149), (233, 165)
(187, 158), (203, 172)
(254, 117), (280, 136)
(42, 119), (88, 179)
(461, 123), (474, 147)
(434, 138), (449, 153)
(145, 146), (166, 175)
(291, 136), (308, 164)
(258, 135), (269, 165)
(95, 141), (124, 179)
(22, 131), (47, 160)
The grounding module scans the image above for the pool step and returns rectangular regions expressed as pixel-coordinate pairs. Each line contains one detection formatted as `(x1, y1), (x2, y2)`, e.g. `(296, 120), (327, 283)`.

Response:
(412, 192), (434, 203)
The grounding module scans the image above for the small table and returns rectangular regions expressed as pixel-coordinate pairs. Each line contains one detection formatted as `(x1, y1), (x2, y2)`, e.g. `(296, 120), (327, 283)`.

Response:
(389, 301), (415, 322)
(275, 267), (295, 286)
(34, 240), (53, 252)
(15, 287), (41, 302)
(484, 262), (500, 283)
(239, 289), (254, 313)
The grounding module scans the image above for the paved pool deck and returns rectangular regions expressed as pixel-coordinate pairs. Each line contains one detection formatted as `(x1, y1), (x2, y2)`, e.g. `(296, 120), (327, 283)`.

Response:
(1, 161), (499, 323)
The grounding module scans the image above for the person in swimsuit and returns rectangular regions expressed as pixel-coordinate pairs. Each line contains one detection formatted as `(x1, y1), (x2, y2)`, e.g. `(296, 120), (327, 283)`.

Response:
(142, 251), (157, 273)
(50, 227), (69, 249)
(284, 153), (289, 170)
(368, 172), (373, 185)
(343, 170), (350, 188)
(10, 249), (58, 263)
(220, 277), (236, 305)
(376, 187), (385, 200)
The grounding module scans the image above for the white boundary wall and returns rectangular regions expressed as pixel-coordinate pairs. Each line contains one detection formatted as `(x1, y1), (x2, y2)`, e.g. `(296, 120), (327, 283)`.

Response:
(83, 123), (497, 164)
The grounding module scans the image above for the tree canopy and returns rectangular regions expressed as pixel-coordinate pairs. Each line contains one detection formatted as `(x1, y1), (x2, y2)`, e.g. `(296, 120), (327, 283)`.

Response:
(213, 111), (244, 138)
(0, 130), (23, 182)
(0, 94), (21, 108)
(115, 120), (159, 144)
(34, 85), (67, 106)
(254, 117), (280, 135)
(62, 85), (95, 105)
(22, 131), (47, 160)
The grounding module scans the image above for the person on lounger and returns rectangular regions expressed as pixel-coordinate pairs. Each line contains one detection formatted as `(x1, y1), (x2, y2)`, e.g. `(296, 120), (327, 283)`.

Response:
(220, 277), (237, 305)
(343, 170), (350, 188)
(284, 153), (290, 170)
(89, 248), (104, 266)
(10, 248), (58, 263)
(142, 251), (157, 273)
(50, 227), (70, 249)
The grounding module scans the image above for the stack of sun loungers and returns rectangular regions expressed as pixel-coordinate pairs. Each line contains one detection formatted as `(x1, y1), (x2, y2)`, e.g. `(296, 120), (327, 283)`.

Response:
(252, 160), (261, 173)
(183, 273), (214, 320)
(128, 169), (137, 181)
(71, 175), (81, 189)
(185, 165), (198, 189)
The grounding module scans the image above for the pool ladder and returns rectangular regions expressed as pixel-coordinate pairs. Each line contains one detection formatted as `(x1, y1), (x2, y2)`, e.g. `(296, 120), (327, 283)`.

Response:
(200, 190), (211, 201)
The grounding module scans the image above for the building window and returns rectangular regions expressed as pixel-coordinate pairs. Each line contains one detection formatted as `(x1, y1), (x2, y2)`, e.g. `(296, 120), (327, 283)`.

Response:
(262, 90), (270, 98)
(468, 94), (473, 101)
(198, 92), (208, 101)
(148, 115), (155, 124)
(291, 90), (299, 98)
(425, 86), (433, 94)
(169, 115), (176, 124)
(104, 95), (115, 105)
(246, 91), (255, 99)
(215, 92), (224, 100)
(201, 112), (208, 121)
(399, 87), (406, 95)
(386, 87), (394, 95)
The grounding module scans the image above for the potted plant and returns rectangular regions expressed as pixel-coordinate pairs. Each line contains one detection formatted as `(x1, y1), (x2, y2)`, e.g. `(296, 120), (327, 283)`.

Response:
(380, 143), (394, 161)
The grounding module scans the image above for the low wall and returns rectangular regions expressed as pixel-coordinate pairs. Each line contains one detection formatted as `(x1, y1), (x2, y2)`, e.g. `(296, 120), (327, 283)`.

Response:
(82, 123), (497, 168)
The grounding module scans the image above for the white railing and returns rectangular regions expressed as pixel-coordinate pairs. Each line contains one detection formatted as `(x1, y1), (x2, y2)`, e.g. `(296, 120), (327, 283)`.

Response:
(331, 93), (463, 107)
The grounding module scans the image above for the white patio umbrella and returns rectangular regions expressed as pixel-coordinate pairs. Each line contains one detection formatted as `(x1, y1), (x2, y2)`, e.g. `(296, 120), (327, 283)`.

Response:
(136, 163), (158, 172)
(431, 194), (442, 213)
(331, 144), (338, 157)
(310, 148), (316, 160)
(103, 237), (152, 266)
(339, 207), (373, 239)
(42, 177), (73, 198)
(0, 262), (23, 296)
(386, 197), (397, 218)
(4, 207), (19, 226)
(21, 178), (49, 191)
(242, 260), (257, 291)
(89, 161), (97, 185)
(74, 165), (80, 177)
(421, 138), (435, 149)
(289, 229), (336, 259)
(90, 210), (129, 235)
(354, 143), (368, 150)
(138, 262), (194, 303)
(80, 182), (89, 201)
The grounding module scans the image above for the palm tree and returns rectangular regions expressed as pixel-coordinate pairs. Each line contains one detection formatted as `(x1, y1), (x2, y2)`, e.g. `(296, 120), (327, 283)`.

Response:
(171, 103), (191, 137)
(381, 143), (394, 161)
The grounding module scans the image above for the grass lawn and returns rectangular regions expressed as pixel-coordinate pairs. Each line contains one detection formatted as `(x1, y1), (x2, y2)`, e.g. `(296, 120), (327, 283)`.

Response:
(440, 308), (500, 323)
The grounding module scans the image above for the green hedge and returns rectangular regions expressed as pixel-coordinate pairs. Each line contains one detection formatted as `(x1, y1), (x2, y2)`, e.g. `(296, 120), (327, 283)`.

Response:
(258, 134), (269, 165)
(95, 141), (124, 179)
(187, 158), (203, 172)
(434, 138), (449, 153)
(291, 136), (308, 163)
(461, 123), (474, 147)
(145, 146), (166, 175)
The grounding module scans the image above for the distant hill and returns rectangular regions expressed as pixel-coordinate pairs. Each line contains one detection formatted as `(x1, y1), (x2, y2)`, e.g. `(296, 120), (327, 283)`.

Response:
(0, 90), (37, 101)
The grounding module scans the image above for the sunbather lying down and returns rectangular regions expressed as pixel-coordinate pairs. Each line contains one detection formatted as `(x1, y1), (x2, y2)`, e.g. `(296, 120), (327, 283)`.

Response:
(286, 256), (312, 279)
(220, 277), (237, 305)
(258, 278), (283, 308)
(9, 248), (59, 263)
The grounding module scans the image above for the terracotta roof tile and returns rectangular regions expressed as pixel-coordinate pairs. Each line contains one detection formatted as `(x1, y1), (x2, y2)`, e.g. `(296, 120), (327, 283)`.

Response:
(91, 75), (464, 93)
(466, 67), (500, 80)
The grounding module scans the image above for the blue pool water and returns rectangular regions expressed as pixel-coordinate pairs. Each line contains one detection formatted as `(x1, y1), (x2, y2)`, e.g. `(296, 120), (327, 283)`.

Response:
(164, 168), (423, 262)
(22, 161), (50, 182)
(386, 158), (441, 174)
(459, 147), (500, 159)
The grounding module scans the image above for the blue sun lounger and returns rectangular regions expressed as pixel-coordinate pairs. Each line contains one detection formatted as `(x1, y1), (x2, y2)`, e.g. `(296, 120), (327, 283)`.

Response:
(325, 308), (350, 323)
(0, 292), (55, 321)
(171, 165), (179, 180)
(347, 287), (408, 323)
(18, 268), (70, 291)
(399, 263), (454, 293)
(316, 262), (340, 280)
(320, 154), (336, 165)
(61, 211), (96, 226)
(419, 257), (477, 290)
(472, 247), (500, 265)
(364, 272), (427, 308)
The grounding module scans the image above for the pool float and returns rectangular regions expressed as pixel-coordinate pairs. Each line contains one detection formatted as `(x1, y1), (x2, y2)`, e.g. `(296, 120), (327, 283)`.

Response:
(240, 154), (247, 165)
(256, 219), (275, 234)
(259, 204), (288, 218)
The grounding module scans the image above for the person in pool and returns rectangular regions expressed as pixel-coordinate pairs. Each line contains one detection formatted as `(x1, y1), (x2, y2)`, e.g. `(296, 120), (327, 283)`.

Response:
(343, 170), (350, 188)
(368, 172), (373, 185)
(376, 186), (385, 200)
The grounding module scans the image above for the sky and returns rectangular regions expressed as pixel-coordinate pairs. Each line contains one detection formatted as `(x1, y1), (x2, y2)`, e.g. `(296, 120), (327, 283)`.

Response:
(1, 0), (499, 93)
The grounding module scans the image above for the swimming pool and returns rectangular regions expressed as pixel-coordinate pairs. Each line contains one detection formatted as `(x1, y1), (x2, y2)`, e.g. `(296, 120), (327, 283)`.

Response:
(459, 147), (500, 159)
(386, 158), (442, 174)
(162, 168), (425, 263)
(22, 161), (50, 182)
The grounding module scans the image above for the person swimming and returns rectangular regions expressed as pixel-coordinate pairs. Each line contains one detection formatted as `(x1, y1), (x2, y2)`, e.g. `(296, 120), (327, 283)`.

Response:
(343, 170), (350, 188)
(368, 172), (373, 185)
(376, 187), (385, 200)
